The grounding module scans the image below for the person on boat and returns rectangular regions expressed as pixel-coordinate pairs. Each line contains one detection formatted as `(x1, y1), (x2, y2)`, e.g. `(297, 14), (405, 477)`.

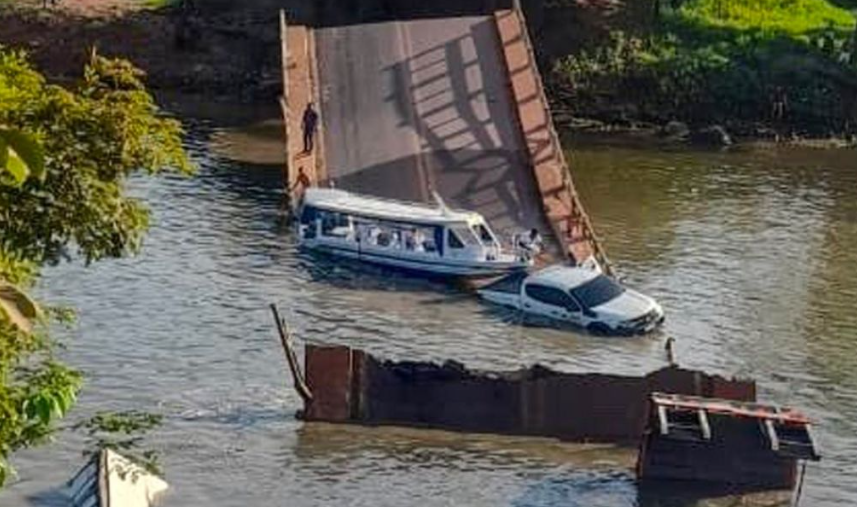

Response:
(367, 225), (381, 246)
(302, 102), (319, 153)
(412, 228), (426, 252)
(517, 228), (543, 259)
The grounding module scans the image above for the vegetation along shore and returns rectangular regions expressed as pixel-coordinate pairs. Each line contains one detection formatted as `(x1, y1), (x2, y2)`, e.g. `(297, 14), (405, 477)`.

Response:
(2, 0), (856, 145)
(537, 0), (857, 144)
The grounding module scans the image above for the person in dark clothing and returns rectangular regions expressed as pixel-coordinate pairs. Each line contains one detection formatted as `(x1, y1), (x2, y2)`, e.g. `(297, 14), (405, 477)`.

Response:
(302, 102), (319, 153)
(291, 166), (312, 194)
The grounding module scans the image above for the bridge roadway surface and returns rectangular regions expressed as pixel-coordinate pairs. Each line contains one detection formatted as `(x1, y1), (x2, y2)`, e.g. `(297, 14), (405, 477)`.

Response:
(315, 16), (555, 247)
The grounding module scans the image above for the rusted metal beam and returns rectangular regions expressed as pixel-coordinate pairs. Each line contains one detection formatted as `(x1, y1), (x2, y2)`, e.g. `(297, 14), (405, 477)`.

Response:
(294, 343), (756, 445)
(270, 304), (313, 404)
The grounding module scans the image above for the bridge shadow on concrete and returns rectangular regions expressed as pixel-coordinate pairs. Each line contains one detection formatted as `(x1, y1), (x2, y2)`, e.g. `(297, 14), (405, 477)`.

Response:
(396, 16), (553, 246)
(314, 0), (513, 27)
(316, 11), (559, 255)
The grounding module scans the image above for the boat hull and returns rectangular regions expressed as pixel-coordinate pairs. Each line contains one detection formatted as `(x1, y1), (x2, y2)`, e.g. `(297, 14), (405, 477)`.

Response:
(301, 239), (527, 278)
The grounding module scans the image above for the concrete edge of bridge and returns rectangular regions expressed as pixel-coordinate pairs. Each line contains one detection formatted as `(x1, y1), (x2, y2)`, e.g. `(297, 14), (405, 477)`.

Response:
(492, 7), (612, 273)
(281, 13), (328, 207)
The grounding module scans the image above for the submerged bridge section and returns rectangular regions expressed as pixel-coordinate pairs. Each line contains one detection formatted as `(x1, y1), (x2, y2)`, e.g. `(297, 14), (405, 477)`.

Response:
(281, 3), (610, 269)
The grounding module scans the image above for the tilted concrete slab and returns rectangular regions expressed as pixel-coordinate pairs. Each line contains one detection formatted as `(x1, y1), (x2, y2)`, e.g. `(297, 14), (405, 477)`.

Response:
(315, 16), (555, 248)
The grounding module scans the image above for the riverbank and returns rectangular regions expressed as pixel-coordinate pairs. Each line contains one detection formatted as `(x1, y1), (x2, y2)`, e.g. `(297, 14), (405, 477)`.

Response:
(0, 0), (314, 102)
(535, 0), (857, 145)
(3, 0), (856, 146)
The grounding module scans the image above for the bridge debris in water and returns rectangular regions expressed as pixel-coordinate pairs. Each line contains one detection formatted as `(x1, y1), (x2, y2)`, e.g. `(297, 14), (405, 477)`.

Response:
(638, 393), (820, 490)
(292, 343), (756, 444)
(271, 305), (819, 493)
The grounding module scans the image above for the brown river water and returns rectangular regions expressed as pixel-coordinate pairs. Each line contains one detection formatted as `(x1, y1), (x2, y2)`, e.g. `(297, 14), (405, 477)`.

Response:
(3, 115), (856, 506)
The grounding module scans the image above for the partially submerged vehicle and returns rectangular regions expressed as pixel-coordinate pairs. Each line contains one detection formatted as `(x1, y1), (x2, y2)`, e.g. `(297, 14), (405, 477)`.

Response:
(478, 263), (664, 335)
(297, 188), (532, 277)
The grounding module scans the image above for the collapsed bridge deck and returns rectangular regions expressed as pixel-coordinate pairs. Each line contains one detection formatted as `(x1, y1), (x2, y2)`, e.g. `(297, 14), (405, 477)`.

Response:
(282, 3), (609, 268)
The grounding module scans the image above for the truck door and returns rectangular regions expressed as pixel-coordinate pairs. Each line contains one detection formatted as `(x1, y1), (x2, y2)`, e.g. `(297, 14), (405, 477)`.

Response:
(523, 283), (583, 324)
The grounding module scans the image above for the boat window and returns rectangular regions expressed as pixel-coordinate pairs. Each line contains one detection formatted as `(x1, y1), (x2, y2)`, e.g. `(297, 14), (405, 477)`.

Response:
(570, 275), (625, 309)
(474, 223), (497, 245)
(321, 212), (351, 237)
(449, 226), (480, 249)
(299, 205), (318, 225)
(399, 227), (435, 253)
(525, 283), (579, 311)
(303, 221), (317, 239)
(448, 229), (465, 249)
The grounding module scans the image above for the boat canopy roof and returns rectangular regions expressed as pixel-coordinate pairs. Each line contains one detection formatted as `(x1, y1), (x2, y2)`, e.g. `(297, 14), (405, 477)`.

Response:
(302, 188), (480, 226)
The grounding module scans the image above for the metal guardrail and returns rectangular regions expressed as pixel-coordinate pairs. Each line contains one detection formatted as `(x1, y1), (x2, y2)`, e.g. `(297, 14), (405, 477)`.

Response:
(507, 1), (614, 276)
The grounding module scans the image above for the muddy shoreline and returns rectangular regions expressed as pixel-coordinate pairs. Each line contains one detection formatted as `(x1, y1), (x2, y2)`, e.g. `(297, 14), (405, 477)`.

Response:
(0, 0), (317, 103)
(2, 0), (854, 149)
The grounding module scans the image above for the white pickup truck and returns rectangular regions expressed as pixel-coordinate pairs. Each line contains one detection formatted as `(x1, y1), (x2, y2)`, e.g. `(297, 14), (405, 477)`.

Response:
(478, 264), (664, 335)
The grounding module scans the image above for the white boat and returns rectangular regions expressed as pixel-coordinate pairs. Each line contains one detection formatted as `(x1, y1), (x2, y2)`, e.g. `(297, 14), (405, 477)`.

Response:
(68, 448), (168, 507)
(296, 188), (532, 277)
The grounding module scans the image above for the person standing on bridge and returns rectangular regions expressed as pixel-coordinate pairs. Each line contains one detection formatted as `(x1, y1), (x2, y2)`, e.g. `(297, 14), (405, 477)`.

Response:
(302, 102), (319, 154)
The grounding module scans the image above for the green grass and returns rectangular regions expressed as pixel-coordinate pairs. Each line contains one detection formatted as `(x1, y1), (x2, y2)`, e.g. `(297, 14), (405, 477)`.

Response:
(550, 0), (857, 135)
(142, 0), (180, 10)
(679, 0), (855, 36)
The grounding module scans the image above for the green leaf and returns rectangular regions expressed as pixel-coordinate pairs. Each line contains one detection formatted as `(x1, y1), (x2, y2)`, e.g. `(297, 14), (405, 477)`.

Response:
(34, 395), (52, 425)
(0, 136), (8, 169)
(3, 149), (30, 185)
(1, 129), (45, 181)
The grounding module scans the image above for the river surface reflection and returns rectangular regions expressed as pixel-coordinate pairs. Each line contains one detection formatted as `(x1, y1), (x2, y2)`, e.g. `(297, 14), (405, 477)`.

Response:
(3, 120), (856, 506)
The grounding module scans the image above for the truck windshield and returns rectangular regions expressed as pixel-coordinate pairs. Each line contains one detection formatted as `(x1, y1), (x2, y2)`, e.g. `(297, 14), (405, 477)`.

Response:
(570, 275), (625, 309)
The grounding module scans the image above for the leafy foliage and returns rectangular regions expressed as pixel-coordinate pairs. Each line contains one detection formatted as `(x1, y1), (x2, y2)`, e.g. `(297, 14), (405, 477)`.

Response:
(0, 48), (192, 265)
(550, 0), (857, 135)
(0, 128), (45, 187)
(680, 0), (855, 34)
(74, 410), (164, 476)
(0, 47), (191, 486)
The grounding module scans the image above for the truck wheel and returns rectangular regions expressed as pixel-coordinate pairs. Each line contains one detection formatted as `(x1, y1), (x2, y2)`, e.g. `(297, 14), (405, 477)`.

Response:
(587, 322), (612, 336)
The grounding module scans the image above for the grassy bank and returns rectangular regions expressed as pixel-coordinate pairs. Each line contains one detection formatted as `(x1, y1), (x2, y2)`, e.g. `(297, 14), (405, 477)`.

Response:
(548, 0), (857, 139)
